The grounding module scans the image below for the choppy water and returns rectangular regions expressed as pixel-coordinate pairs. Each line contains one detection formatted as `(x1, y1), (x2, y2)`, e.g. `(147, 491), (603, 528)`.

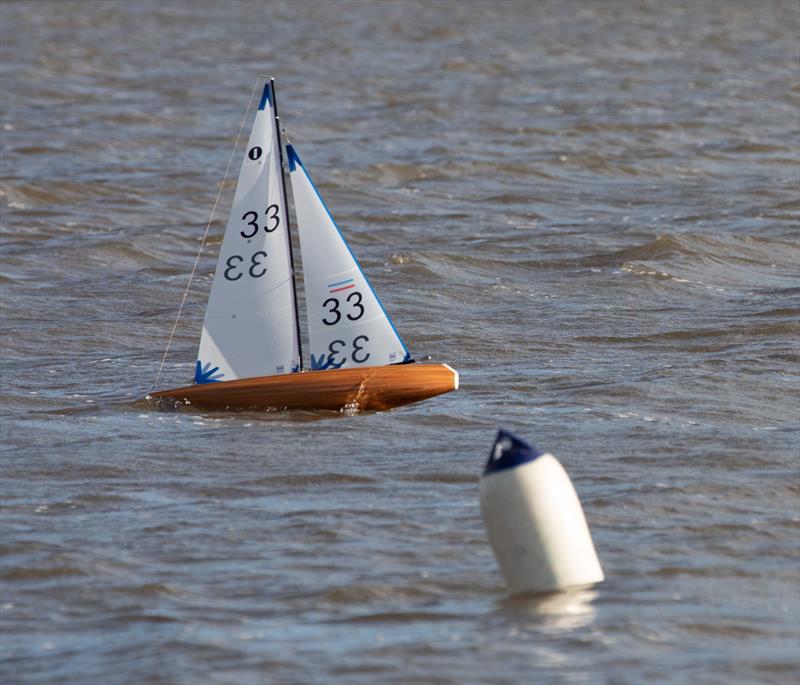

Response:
(1, 1), (799, 683)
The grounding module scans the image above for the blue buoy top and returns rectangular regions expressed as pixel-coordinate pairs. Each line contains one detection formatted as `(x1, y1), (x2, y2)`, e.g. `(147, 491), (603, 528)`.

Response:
(483, 430), (544, 476)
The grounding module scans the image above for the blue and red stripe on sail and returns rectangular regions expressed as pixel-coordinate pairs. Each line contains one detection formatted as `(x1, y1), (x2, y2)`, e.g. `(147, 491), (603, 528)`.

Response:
(328, 278), (355, 294)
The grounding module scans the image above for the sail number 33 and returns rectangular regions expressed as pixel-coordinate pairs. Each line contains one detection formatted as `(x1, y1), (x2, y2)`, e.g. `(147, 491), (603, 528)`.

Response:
(222, 204), (283, 281)
(313, 335), (370, 369)
(322, 292), (364, 326)
(240, 205), (280, 238)
(224, 251), (268, 280)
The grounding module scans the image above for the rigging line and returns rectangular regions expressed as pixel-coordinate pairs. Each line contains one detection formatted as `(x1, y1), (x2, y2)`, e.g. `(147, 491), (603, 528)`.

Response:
(151, 77), (262, 392)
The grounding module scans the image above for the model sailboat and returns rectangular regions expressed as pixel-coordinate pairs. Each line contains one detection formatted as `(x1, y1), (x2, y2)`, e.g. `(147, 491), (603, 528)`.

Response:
(150, 78), (458, 411)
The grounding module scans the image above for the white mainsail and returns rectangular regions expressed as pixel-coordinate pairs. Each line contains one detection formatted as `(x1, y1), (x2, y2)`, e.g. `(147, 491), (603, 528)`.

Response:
(196, 81), (300, 383)
(286, 144), (410, 371)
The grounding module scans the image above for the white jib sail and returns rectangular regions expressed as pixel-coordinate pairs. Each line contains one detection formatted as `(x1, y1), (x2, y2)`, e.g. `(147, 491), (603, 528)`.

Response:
(286, 145), (410, 371)
(196, 81), (300, 383)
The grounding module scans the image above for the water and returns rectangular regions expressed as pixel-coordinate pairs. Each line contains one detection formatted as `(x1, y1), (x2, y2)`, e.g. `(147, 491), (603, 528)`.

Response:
(1, 1), (798, 683)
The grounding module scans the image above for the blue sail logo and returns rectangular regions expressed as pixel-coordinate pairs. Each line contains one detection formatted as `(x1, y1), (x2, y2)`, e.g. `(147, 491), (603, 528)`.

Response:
(195, 361), (225, 384)
(310, 353), (344, 371)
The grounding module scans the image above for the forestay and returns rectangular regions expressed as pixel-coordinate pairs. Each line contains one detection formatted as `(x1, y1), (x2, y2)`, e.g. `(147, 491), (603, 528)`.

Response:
(286, 145), (410, 371)
(196, 82), (300, 382)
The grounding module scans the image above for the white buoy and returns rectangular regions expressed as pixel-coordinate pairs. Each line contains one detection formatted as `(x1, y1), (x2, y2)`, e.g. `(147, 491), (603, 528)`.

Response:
(479, 430), (604, 596)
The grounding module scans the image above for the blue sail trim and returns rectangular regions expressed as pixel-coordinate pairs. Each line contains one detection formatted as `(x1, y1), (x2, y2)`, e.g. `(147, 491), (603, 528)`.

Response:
(288, 147), (411, 360)
(195, 360), (225, 384)
(258, 82), (271, 111)
(286, 144), (300, 172)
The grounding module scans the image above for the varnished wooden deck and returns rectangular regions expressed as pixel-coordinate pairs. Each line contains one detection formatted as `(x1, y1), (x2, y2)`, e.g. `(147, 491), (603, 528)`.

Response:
(149, 363), (458, 411)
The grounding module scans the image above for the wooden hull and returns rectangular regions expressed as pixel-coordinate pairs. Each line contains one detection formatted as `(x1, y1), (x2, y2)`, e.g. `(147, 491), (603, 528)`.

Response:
(149, 363), (458, 411)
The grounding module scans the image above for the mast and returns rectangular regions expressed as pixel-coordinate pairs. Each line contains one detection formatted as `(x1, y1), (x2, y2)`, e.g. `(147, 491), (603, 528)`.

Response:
(270, 77), (304, 372)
